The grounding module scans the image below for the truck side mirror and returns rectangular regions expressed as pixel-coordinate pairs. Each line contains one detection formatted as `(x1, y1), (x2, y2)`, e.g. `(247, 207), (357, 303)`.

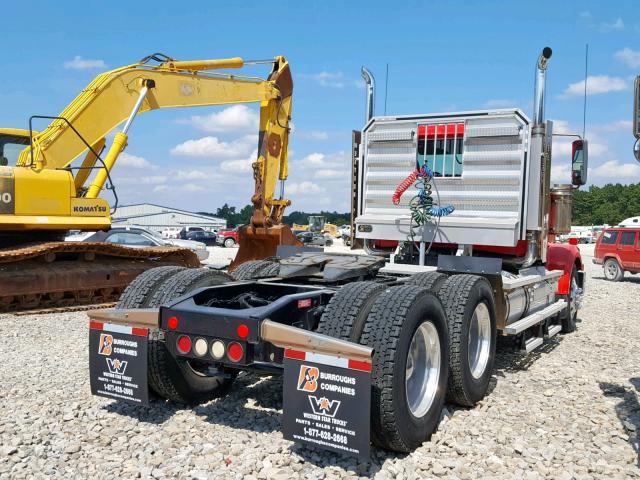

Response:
(571, 139), (588, 186)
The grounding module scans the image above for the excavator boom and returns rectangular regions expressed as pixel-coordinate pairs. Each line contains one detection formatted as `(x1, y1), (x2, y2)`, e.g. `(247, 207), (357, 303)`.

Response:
(0, 53), (301, 311)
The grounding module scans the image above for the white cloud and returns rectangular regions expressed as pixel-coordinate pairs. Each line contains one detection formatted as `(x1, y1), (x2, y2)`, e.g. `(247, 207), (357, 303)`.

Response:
(484, 99), (515, 109)
(182, 183), (206, 192)
(551, 164), (571, 184)
(64, 56), (107, 70)
(599, 120), (633, 132)
(153, 185), (169, 193)
(286, 181), (324, 195)
(562, 75), (629, 97)
(614, 48), (640, 69)
(175, 169), (217, 180)
(591, 160), (640, 180)
(315, 168), (348, 179)
(170, 135), (256, 158)
(118, 152), (153, 169)
(140, 175), (167, 185)
(179, 105), (259, 133)
(600, 18), (624, 32)
(299, 130), (329, 140)
(302, 72), (363, 89)
(301, 153), (327, 165)
(220, 149), (258, 173)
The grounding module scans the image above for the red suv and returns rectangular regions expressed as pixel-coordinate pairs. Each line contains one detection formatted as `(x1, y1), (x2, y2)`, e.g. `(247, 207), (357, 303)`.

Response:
(594, 227), (640, 281)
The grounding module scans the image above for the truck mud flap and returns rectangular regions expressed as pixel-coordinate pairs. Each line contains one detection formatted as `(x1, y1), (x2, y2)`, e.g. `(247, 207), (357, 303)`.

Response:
(282, 348), (371, 460)
(89, 321), (149, 406)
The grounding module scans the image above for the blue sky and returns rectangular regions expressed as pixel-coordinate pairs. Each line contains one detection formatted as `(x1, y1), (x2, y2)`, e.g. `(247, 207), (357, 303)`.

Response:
(2, 1), (639, 213)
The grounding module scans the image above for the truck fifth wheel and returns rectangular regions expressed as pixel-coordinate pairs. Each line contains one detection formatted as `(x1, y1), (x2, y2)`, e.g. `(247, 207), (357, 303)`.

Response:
(89, 47), (586, 457)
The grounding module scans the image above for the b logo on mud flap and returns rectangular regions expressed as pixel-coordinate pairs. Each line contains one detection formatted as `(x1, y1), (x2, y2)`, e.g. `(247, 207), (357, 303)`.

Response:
(297, 365), (319, 393)
(98, 334), (113, 356)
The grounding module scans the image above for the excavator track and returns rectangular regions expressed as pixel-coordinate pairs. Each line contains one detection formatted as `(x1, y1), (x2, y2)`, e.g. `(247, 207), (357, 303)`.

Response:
(0, 242), (200, 313)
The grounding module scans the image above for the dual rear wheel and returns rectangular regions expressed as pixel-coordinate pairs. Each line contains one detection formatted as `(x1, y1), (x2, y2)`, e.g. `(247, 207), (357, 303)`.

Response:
(317, 273), (497, 452)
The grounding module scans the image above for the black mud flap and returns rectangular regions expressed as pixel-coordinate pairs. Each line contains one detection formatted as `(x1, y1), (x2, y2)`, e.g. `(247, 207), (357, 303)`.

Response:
(89, 321), (149, 405)
(282, 348), (371, 460)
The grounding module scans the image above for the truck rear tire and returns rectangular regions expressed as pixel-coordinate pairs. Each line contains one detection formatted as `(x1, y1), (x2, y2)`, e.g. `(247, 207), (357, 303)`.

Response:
(147, 268), (237, 404)
(232, 259), (280, 280)
(316, 281), (386, 341)
(360, 285), (449, 453)
(408, 271), (449, 293)
(117, 266), (187, 309)
(438, 274), (496, 407)
(603, 258), (624, 282)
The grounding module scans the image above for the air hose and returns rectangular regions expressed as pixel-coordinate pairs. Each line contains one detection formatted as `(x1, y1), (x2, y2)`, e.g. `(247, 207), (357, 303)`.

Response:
(392, 166), (455, 256)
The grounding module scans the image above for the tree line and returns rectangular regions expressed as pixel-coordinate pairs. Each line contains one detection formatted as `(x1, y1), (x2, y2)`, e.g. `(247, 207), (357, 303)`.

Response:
(572, 183), (640, 226)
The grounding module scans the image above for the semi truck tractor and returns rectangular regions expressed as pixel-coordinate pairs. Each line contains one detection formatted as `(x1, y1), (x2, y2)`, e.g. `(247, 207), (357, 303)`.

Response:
(89, 47), (586, 457)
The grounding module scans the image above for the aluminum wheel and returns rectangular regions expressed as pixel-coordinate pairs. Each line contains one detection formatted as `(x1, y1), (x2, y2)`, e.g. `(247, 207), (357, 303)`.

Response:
(569, 275), (581, 318)
(605, 260), (619, 280)
(468, 302), (491, 379)
(405, 320), (441, 418)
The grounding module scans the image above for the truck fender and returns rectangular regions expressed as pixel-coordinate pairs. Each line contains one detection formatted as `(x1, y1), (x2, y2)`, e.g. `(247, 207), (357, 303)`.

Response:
(547, 243), (583, 295)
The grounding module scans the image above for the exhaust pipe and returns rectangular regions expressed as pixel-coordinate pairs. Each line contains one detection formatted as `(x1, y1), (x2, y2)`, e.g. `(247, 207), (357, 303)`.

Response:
(361, 67), (375, 122)
(533, 47), (552, 126)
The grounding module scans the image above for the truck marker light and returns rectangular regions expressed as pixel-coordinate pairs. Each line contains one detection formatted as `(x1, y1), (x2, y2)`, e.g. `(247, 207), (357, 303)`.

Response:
(176, 335), (191, 354)
(167, 316), (179, 330)
(237, 324), (249, 338)
(227, 342), (244, 362)
(193, 338), (208, 357)
(297, 298), (312, 309)
(211, 340), (225, 359)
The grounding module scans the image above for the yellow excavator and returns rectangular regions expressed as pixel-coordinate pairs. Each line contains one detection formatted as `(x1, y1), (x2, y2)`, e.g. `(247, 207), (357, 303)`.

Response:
(0, 53), (300, 312)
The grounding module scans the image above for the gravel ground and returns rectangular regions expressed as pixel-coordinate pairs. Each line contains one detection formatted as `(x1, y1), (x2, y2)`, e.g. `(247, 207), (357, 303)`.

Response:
(1, 244), (640, 479)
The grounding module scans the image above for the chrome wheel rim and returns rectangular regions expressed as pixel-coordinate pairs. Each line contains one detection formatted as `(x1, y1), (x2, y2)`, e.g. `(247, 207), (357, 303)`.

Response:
(405, 321), (441, 418)
(468, 303), (491, 379)
(569, 275), (579, 318)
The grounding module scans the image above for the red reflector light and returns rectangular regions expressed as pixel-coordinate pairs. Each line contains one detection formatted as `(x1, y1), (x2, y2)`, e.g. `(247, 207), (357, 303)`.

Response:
(568, 238), (579, 245)
(297, 298), (312, 309)
(227, 342), (244, 362)
(236, 324), (249, 338)
(177, 335), (192, 354)
(167, 316), (179, 330)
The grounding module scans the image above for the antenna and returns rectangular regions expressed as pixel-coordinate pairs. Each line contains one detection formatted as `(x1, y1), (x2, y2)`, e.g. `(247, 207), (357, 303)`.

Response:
(384, 63), (389, 116)
(582, 43), (588, 139)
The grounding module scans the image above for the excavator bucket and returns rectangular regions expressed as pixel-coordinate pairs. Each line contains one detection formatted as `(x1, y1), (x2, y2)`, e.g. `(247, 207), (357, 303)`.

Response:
(228, 224), (303, 271)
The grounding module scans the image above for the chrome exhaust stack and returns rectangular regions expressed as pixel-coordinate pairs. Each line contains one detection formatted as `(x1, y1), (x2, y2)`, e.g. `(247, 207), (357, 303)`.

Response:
(361, 67), (375, 122)
(533, 47), (552, 126)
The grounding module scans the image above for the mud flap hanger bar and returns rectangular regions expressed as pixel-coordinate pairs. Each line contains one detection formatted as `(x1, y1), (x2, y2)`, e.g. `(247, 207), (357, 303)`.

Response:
(87, 309), (373, 364)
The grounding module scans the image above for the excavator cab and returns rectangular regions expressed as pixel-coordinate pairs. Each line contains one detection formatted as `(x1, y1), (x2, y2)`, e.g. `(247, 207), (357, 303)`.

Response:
(0, 129), (31, 166)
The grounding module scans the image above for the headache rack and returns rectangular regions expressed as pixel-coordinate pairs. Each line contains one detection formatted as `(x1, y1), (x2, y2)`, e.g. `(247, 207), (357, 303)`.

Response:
(356, 109), (534, 247)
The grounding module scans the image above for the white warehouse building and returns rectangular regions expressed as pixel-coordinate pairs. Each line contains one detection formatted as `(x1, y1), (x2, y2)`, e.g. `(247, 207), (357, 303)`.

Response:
(111, 203), (226, 233)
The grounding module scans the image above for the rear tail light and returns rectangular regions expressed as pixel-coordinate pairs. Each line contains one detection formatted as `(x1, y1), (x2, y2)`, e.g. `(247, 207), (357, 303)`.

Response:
(236, 324), (249, 338)
(167, 316), (179, 330)
(176, 335), (192, 354)
(227, 342), (244, 362)
(193, 338), (208, 357)
(211, 340), (225, 359)
(297, 298), (312, 309)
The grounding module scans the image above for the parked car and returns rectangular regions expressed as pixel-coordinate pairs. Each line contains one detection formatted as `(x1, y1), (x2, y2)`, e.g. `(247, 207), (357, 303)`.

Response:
(296, 231), (333, 247)
(76, 226), (209, 262)
(179, 226), (206, 239)
(564, 231), (595, 244)
(593, 227), (640, 281)
(217, 227), (240, 248)
(185, 230), (218, 246)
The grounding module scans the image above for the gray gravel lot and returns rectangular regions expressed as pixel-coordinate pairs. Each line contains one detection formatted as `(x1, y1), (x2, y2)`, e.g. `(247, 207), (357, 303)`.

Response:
(1, 244), (640, 479)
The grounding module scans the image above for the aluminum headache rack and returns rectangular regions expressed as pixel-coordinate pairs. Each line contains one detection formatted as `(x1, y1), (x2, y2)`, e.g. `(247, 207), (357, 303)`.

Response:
(356, 109), (532, 247)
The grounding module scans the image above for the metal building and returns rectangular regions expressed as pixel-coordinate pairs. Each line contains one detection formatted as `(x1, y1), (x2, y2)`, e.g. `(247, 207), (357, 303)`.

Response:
(111, 203), (226, 233)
